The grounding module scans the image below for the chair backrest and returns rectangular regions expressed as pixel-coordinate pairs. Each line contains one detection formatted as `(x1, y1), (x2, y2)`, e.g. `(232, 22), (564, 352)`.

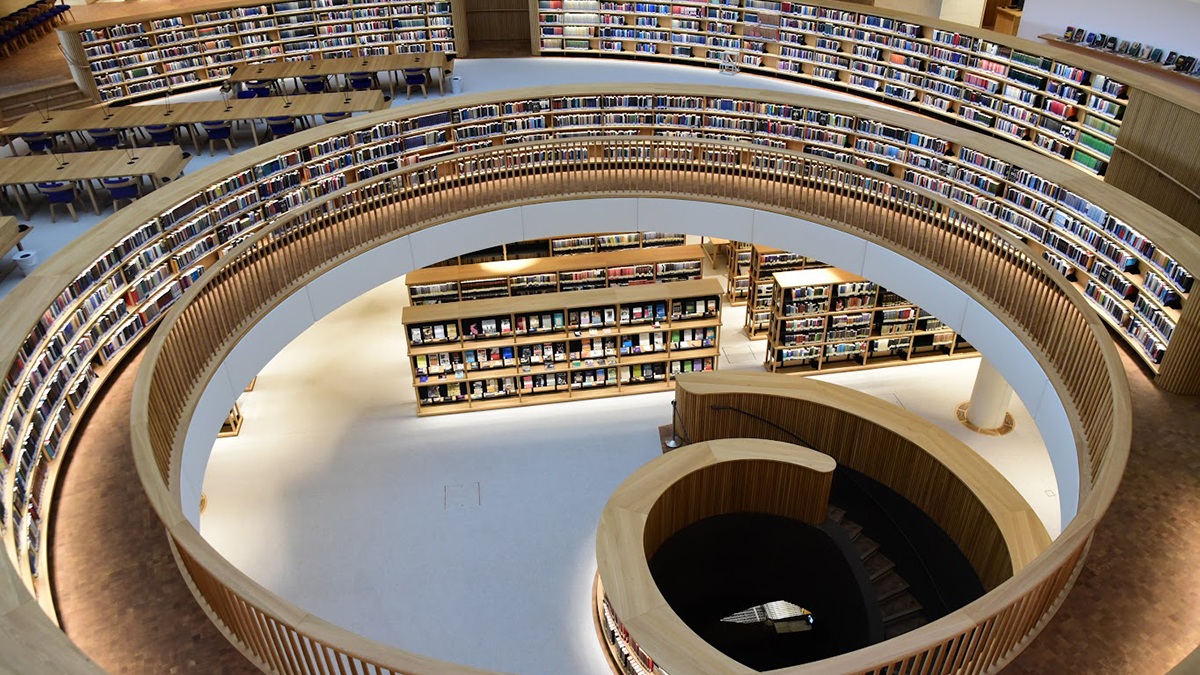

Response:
(103, 177), (139, 198)
(202, 121), (232, 139)
(37, 181), (74, 201)
(146, 124), (175, 142)
(88, 128), (119, 145)
(323, 112), (351, 122)
(405, 71), (425, 85)
(267, 116), (294, 133)
(21, 132), (53, 150)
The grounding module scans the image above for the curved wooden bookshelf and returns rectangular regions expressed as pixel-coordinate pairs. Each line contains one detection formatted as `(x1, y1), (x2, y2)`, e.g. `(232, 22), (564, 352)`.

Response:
(0, 82), (1189, 674)
(528, 0), (1200, 227)
(56, 0), (469, 103)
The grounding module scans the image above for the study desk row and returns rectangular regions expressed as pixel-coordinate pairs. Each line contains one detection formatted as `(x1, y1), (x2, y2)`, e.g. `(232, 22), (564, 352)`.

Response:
(0, 145), (189, 219)
(1, 90), (388, 155)
(227, 52), (449, 99)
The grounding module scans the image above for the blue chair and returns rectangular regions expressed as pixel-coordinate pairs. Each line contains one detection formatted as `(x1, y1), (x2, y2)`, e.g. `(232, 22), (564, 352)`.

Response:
(236, 89), (257, 100)
(347, 72), (376, 92)
(200, 121), (235, 156)
(246, 80), (274, 98)
(322, 111), (351, 124)
(20, 132), (54, 154)
(300, 74), (328, 94)
(36, 181), (78, 223)
(404, 69), (427, 99)
(101, 177), (140, 212)
(145, 124), (176, 145)
(87, 128), (121, 149)
(266, 116), (295, 140)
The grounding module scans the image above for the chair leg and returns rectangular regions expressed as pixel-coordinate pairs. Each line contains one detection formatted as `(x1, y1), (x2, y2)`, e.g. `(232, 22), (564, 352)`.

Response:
(67, 202), (78, 222)
(48, 203), (56, 224)
(224, 138), (235, 155)
(421, 83), (427, 99)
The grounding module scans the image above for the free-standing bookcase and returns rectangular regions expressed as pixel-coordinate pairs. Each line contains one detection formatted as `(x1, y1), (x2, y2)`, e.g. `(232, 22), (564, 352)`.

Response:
(744, 245), (829, 339)
(406, 244), (705, 304)
(57, 0), (468, 103)
(402, 278), (722, 414)
(765, 268), (975, 373)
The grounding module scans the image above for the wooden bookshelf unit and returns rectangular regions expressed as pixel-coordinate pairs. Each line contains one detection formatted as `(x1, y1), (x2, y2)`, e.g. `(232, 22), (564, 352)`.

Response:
(402, 278), (722, 414)
(406, 244), (704, 304)
(724, 239), (752, 305)
(765, 268), (975, 373)
(430, 231), (687, 266)
(57, 0), (468, 103)
(744, 245), (828, 339)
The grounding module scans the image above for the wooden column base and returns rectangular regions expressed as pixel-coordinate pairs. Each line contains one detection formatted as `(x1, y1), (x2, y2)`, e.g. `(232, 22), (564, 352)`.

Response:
(956, 401), (1015, 436)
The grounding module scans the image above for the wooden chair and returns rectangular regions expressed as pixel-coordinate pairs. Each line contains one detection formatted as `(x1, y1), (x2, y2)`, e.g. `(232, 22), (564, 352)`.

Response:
(200, 121), (235, 156)
(36, 181), (78, 223)
(404, 69), (427, 99)
(101, 177), (140, 213)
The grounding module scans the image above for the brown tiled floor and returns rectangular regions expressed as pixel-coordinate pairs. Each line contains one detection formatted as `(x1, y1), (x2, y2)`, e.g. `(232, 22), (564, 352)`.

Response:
(49, 343), (260, 675)
(1003, 349), (1200, 675)
(47, 344), (1198, 675)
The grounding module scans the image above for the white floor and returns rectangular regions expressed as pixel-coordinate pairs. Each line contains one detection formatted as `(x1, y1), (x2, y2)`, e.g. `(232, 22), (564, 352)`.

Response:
(0, 56), (884, 299)
(199, 265), (1060, 675)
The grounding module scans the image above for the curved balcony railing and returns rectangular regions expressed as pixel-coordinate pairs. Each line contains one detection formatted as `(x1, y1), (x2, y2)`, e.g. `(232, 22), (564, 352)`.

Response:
(6, 82), (1194, 674)
(131, 131), (1129, 675)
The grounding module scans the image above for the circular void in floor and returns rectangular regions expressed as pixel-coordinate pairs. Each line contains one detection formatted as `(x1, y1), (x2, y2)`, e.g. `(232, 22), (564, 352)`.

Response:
(648, 512), (872, 671)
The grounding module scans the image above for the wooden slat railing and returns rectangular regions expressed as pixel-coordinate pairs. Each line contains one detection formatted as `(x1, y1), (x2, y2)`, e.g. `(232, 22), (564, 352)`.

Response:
(131, 134), (1130, 675)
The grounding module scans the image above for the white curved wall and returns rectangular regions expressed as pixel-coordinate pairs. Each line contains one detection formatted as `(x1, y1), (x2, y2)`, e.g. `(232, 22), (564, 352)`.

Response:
(177, 198), (1079, 528)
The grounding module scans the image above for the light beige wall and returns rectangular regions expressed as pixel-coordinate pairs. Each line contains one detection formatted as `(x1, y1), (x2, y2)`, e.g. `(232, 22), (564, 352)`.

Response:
(872, 0), (944, 19)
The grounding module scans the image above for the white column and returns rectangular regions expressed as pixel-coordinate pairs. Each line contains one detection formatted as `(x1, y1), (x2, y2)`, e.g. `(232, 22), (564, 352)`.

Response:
(967, 358), (1014, 430)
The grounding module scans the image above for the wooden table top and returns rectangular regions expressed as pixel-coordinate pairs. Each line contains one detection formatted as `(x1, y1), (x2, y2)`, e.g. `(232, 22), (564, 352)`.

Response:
(0, 146), (188, 185)
(226, 53), (447, 83)
(0, 216), (26, 250)
(3, 91), (389, 135)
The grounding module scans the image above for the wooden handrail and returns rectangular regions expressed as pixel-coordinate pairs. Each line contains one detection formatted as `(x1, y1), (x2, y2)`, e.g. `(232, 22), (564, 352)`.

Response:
(130, 132), (1129, 675)
(0, 83), (1174, 675)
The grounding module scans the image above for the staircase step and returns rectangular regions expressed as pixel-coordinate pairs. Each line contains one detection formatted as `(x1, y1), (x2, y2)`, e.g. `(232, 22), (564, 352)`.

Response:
(863, 551), (895, 581)
(826, 505), (845, 523)
(852, 533), (880, 562)
(872, 570), (911, 602)
(840, 520), (863, 541)
(883, 613), (928, 640)
(880, 593), (923, 625)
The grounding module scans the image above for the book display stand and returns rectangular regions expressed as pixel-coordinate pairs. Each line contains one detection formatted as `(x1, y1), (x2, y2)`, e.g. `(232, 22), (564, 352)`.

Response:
(765, 268), (975, 373)
(743, 245), (828, 338)
(402, 278), (722, 414)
